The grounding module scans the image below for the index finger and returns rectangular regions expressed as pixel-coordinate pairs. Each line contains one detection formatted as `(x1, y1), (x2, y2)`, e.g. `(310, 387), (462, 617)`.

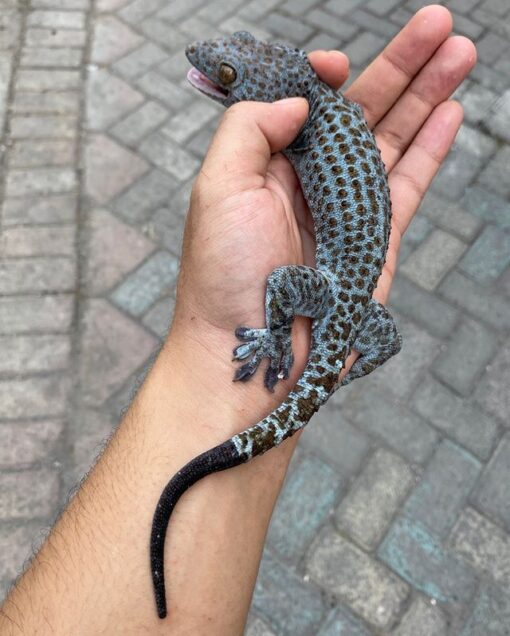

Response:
(345, 4), (453, 128)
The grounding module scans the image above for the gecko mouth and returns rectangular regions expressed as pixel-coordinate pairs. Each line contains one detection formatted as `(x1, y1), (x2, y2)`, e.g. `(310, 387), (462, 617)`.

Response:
(187, 67), (228, 100)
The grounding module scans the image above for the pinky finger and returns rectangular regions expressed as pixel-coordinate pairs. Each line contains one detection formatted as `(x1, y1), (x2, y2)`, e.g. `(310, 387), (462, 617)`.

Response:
(387, 100), (464, 238)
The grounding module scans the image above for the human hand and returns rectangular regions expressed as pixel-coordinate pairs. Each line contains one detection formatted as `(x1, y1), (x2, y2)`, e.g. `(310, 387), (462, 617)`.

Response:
(167, 6), (476, 427)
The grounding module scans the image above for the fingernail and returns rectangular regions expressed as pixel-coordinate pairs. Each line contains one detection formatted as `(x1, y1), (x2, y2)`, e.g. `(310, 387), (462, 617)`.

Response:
(328, 50), (349, 64)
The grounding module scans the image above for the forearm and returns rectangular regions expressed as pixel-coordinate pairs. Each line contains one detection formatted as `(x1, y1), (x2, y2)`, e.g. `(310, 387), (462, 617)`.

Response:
(0, 326), (301, 635)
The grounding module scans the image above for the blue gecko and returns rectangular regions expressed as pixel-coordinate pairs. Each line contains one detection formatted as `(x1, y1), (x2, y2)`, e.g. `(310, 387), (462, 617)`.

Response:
(150, 31), (402, 619)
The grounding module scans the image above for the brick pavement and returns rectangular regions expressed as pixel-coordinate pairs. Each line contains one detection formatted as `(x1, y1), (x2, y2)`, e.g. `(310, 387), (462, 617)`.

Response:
(1, 0), (510, 634)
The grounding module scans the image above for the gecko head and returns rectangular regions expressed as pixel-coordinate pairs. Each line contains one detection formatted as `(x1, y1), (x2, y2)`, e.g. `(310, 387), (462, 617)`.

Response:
(185, 31), (316, 107)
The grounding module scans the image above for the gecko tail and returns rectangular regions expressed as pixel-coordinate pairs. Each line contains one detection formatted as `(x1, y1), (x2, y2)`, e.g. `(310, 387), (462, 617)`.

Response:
(150, 439), (243, 619)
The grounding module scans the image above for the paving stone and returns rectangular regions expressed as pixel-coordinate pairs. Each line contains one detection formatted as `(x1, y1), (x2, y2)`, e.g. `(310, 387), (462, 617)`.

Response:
(196, 0), (244, 22)
(419, 192), (482, 242)
(400, 229), (467, 291)
(413, 376), (499, 461)
(113, 168), (178, 224)
(0, 524), (39, 584)
(253, 551), (325, 636)
(462, 186), (510, 229)
(156, 0), (208, 21)
(0, 335), (71, 375)
(348, 9), (400, 38)
(261, 12), (314, 44)
(403, 441), (481, 538)
(461, 582), (510, 636)
(393, 596), (447, 636)
(142, 206), (185, 255)
(342, 31), (386, 67)
(90, 15), (143, 66)
(439, 270), (510, 331)
(110, 250), (178, 317)
(308, 528), (409, 630)
(0, 295), (73, 335)
(472, 434), (510, 529)
(12, 90), (80, 115)
(0, 420), (64, 468)
(31, 0), (90, 8)
(0, 257), (75, 294)
(0, 226), (75, 257)
(162, 100), (219, 144)
(219, 15), (272, 41)
(0, 375), (70, 419)
(0, 470), (60, 519)
(20, 47), (83, 68)
(140, 18), (188, 52)
(86, 208), (155, 294)
(157, 49), (191, 81)
(25, 27), (87, 48)
(342, 387), (438, 464)
(487, 89), (510, 143)
(470, 62), (509, 95)
(367, 315), (441, 400)
(0, 11), (21, 50)
(136, 70), (192, 112)
(475, 342), (510, 423)
(317, 606), (371, 636)
(238, 0), (281, 21)
(2, 194), (76, 225)
(0, 52), (12, 134)
(26, 10), (86, 30)
(86, 68), (144, 131)
(246, 616), (277, 636)
(141, 294), (174, 338)
(432, 150), (483, 201)
(461, 82), (499, 125)
(455, 123), (497, 160)
(80, 299), (157, 406)
(389, 275), (458, 338)
(366, 0), (401, 15)
(84, 133), (149, 204)
(72, 408), (115, 481)
(5, 166), (76, 197)
(450, 507), (510, 588)
(304, 32), (341, 53)
(8, 139), (76, 168)
(477, 31), (510, 65)
(450, 11), (484, 39)
(268, 455), (342, 562)
(300, 402), (370, 476)
(378, 516), (477, 605)
(323, 0), (367, 16)
(112, 42), (168, 80)
(139, 130), (200, 181)
(118, 0), (165, 22)
(461, 225), (510, 283)
(478, 146), (510, 199)
(434, 318), (498, 396)
(304, 8), (358, 40)
(178, 16), (223, 40)
(336, 448), (415, 551)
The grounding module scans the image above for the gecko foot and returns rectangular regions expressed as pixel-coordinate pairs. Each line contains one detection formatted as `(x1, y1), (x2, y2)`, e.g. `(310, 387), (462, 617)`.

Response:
(233, 327), (294, 392)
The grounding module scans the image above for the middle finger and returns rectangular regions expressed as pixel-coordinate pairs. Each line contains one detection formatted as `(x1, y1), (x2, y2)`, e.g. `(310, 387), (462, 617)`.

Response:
(375, 35), (476, 172)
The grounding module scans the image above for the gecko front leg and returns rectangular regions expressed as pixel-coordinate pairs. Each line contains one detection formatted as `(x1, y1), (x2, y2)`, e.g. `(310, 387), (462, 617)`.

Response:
(233, 265), (333, 391)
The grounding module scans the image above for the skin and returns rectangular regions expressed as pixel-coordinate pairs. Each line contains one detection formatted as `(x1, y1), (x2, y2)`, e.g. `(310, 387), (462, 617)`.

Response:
(0, 6), (475, 635)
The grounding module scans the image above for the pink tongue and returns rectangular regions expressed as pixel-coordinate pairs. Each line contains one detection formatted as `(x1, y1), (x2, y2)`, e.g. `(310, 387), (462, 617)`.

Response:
(187, 68), (227, 99)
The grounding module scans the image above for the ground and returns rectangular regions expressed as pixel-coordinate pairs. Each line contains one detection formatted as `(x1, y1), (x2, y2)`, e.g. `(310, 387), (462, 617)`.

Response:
(1, 0), (510, 634)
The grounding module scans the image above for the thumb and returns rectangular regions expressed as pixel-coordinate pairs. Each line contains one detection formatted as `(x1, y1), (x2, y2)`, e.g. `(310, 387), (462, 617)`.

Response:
(197, 98), (309, 199)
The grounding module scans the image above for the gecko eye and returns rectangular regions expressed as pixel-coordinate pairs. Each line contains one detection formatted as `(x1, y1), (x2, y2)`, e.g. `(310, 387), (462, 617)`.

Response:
(218, 63), (236, 85)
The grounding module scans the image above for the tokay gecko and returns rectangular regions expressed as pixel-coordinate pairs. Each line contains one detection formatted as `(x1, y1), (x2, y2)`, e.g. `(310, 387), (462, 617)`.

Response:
(150, 31), (402, 619)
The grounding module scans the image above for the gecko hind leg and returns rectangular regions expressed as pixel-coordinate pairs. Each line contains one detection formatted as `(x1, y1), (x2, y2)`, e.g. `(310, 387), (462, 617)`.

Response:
(233, 265), (333, 392)
(340, 299), (402, 387)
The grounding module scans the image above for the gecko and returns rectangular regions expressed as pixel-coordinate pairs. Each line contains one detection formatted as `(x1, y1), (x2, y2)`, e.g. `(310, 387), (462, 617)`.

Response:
(150, 31), (402, 619)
